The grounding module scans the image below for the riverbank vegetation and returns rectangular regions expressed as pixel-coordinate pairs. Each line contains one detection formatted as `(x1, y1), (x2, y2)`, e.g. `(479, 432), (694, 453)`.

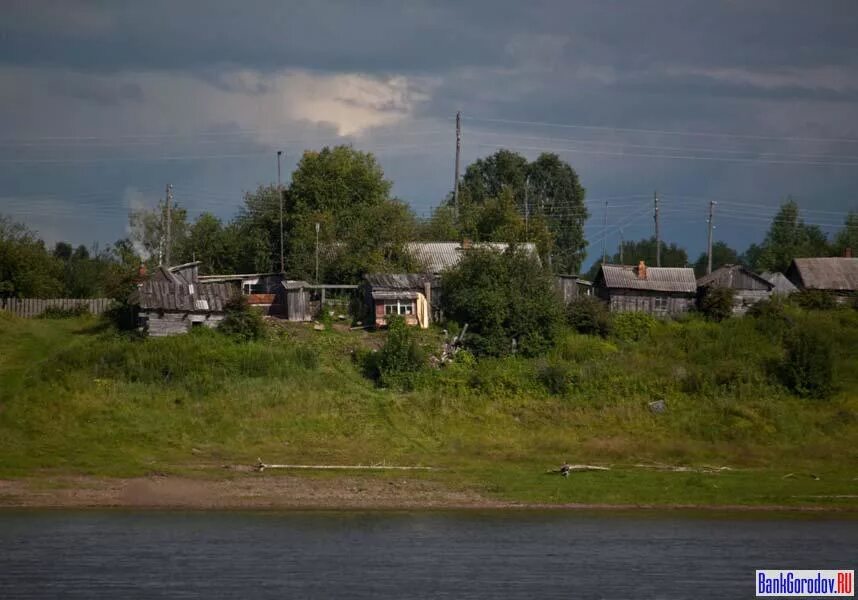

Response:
(1, 299), (856, 508)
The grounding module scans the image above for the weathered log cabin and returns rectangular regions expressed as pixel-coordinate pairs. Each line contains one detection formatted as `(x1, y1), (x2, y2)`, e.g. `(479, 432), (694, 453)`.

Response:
(594, 261), (696, 316)
(131, 262), (236, 336)
(696, 264), (774, 315)
(785, 256), (858, 301)
(363, 273), (431, 329)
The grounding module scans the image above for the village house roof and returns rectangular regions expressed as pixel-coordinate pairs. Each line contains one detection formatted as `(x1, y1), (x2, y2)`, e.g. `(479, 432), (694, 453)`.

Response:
(364, 273), (430, 289)
(132, 281), (235, 312)
(696, 264), (774, 291)
(597, 263), (697, 293)
(786, 257), (858, 291)
(404, 242), (538, 274)
(760, 271), (798, 295)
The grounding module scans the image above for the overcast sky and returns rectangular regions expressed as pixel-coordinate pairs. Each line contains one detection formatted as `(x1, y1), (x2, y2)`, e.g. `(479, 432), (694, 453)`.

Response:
(2, 0), (857, 267)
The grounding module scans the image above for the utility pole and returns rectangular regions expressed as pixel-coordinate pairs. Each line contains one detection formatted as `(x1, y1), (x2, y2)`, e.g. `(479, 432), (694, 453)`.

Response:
(277, 150), (285, 274)
(706, 200), (716, 275)
(157, 198), (164, 266)
(654, 190), (660, 267)
(453, 111), (461, 215)
(524, 174), (530, 240)
(601, 200), (608, 264)
(619, 229), (624, 265)
(165, 183), (172, 266)
(315, 222), (320, 284)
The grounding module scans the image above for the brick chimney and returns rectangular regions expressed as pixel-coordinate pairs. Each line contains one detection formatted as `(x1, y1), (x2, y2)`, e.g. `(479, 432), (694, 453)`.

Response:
(845, 247), (853, 258)
(637, 260), (647, 280)
(461, 238), (472, 250)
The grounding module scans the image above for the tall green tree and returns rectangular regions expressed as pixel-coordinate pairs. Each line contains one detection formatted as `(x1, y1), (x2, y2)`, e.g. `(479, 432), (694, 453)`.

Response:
(693, 241), (740, 276)
(454, 150), (588, 273)
(178, 213), (240, 275)
(586, 237), (689, 280)
(0, 216), (63, 298)
(753, 199), (831, 272)
(832, 211), (858, 257)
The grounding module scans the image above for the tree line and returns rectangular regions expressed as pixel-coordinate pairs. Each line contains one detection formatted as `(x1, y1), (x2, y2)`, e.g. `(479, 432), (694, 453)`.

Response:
(2, 144), (857, 299)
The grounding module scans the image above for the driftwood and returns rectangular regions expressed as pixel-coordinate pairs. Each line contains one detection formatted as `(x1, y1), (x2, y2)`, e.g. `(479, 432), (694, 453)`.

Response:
(255, 459), (436, 473)
(633, 463), (732, 473)
(546, 464), (611, 475)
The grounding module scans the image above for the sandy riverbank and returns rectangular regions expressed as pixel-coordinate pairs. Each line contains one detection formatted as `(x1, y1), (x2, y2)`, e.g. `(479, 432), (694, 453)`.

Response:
(1, 475), (855, 512)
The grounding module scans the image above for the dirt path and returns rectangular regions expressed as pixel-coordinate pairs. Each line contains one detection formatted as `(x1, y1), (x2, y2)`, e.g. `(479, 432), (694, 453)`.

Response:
(1, 475), (855, 512)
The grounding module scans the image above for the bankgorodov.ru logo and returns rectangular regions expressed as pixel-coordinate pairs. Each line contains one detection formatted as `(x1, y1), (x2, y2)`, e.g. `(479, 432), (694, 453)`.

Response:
(757, 570), (854, 597)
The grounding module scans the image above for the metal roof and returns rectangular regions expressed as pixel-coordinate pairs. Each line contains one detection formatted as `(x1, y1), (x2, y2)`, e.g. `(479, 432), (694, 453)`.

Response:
(364, 273), (430, 289)
(132, 281), (235, 312)
(787, 258), (858, 291)
(404, 242), (538, 274)
(371, 290), (419, 300)
(696, 264), (774, 290)
(598, 264), (697, 293)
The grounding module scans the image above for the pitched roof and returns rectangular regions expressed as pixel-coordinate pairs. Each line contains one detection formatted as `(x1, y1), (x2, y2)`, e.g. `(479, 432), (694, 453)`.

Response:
(760, 271), (798, 295)
(598, 264), (697, 293)
(787, 257), (858, 291)
(364, 273), (430, 289)
(132, 281), (235, 311)
(404, 242), (538, 274)
(696, 264), (774, 291)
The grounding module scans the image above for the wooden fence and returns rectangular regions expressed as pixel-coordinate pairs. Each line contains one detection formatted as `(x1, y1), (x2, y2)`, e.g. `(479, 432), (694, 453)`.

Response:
(0, 298), (113, 318)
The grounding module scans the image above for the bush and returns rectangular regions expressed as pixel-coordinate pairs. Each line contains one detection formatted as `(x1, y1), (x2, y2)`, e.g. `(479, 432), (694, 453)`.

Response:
(218, 295), (266, 341)
(566, 296), (611, 337)
(611, 312), (656, 342)
(537, 361), (573, 395)
(365, 316), (425, 388)
(441, 246), (564, 357)
(698, 286), (734, 322)
(39, 304), (90, 319)
(793, 289), (837, 310)
(780, 325), (834, 399)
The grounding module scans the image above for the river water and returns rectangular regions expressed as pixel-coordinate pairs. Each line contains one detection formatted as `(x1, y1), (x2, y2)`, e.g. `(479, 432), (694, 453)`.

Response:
(0, 510), (854, 599)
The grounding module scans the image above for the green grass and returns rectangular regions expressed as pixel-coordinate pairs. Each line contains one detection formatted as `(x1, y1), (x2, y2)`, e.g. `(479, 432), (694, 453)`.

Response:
(0, 308), (856, 508)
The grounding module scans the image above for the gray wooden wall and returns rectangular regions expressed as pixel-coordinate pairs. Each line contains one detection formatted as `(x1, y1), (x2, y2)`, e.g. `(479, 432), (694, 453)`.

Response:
(604, 290), (694, 316)
(0, 298), (112, 318)
(142, 311), (225, 336)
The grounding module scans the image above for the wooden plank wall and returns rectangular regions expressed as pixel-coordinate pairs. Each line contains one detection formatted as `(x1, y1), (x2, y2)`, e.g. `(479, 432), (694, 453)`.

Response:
(0, 298), (112, 318)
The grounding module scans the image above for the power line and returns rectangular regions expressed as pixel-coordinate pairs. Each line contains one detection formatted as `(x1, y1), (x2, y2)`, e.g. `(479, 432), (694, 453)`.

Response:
(464, 115), (858, 145)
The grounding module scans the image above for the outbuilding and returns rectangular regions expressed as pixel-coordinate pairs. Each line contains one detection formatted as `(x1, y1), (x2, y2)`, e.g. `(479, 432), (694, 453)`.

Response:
(363, 273), (432, 329)
(785, 257), (858, 300)
(593, 261), (697, 316)
(696, 264), (774, 315)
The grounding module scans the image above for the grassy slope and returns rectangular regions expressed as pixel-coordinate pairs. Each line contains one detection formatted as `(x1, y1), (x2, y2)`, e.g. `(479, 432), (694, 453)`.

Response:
(0, 310), (856, 508)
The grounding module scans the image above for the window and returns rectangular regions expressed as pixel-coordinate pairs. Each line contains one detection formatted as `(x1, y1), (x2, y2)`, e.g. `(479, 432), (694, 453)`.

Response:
(384, 299), (414, 316)
(654, 296), (668, 312)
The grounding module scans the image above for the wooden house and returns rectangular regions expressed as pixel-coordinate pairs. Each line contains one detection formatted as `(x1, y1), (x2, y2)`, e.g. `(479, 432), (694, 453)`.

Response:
(696, 264), (774, 315)
(786, 257), (858, 301)
(594, 261), (696, 316)
(198, 272), (285, 315)
(364, 273), (432, 329)
(131, 262), (236, 336)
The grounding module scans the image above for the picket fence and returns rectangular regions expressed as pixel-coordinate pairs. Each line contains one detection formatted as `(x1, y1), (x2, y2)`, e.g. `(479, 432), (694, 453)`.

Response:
(0, 298), (113, 318)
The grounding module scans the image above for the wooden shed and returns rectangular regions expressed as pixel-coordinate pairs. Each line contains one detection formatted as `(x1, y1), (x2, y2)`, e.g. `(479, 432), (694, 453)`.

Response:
(131, 263), (236, 336)
(594, 261), (696, 316)
(696, 264), (774, 315)
(786, 257), (858, 301)
(364, 273), (432, 329)
(554, 274), (593, 304)
(282, 281), (313, 322)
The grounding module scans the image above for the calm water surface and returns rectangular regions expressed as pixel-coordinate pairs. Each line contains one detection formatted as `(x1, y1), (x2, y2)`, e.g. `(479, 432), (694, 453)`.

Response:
(0, 510), (855, 599)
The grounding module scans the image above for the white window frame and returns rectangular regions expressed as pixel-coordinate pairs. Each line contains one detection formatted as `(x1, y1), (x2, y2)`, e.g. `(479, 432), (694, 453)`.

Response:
(383, 299), (414, 316)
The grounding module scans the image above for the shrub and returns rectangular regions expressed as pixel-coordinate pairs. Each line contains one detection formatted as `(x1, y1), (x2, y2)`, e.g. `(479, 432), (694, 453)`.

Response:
(793, 289), (837, 310)
(611, 312), (656, 342)
(441, 246), (563, 357)
(537, 361), (573, 395)
(365, 316), (425, 388)
(780, 325), (834, 399)
(218, 295), (266, 341)
(39, 304), (90, 319)
(698, 286), (734, 322)
(566, 296), (611, 337)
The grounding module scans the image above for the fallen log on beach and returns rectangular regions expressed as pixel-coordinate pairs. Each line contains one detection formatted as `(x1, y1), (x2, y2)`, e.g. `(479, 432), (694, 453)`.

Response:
(255, 459), (437, 473)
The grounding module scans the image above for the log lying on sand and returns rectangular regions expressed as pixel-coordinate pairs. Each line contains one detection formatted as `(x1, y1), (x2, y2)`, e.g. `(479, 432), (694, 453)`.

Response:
(255, 459), (436, 473)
